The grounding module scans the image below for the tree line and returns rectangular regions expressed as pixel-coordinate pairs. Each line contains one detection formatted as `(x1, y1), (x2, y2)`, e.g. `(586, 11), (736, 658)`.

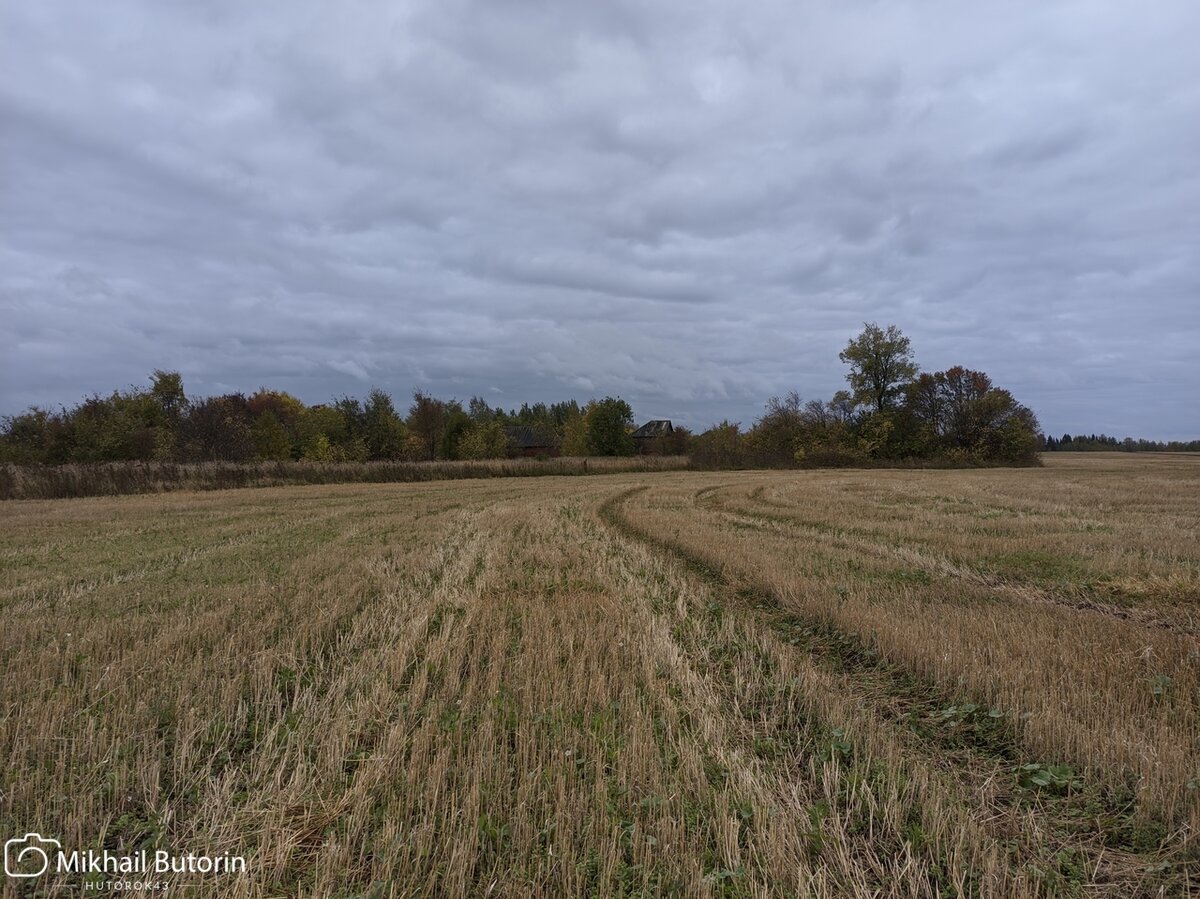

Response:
(0, 376), (688, 465)
(1043, 434), (1200, 453)
(1, 324), (1040, 468)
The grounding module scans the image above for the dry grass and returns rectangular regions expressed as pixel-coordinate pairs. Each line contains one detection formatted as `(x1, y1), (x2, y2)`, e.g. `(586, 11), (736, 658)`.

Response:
(1, 454), (1196, 896)
(0, 455), (689, 500)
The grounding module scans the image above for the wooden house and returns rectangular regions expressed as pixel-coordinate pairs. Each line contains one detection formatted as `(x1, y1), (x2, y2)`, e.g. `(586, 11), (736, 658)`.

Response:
(631, 420), (674, 454)
(504, 425), (559, 458)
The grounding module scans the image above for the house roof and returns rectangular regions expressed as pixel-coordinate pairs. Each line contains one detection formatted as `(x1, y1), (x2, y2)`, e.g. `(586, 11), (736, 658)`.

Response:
(631, 420), (673, 439)
(504, 425), (556, 448)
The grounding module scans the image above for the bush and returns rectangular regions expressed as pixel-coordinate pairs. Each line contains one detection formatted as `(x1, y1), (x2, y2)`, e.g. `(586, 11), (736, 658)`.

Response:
(0, 456), (691, 500)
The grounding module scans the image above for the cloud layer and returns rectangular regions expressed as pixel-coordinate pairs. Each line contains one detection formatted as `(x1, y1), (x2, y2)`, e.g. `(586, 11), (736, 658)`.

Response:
(3, 0), (1198, 437)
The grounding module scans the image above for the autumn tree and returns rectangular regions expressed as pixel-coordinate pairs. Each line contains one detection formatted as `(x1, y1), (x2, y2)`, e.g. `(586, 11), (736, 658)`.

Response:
(296, 405), (348, 460)
(901, 366), (1040, 463)
(407, 392), (446, 460)
(69, 389), (174, 462)
(939, 366), (994, 449)
(458, 420), (514, 459)
(247, 389), (305, 461)
(179, 395), (254, 461)
(0, 408), (71, 464)
(560, 409), (589, 456)
(247, 389), (305, 430)
(839, 323), (919, 413)
(150, 370), (186, 422)
(691, 421), (746, 468)
(749, 391), (805, 464)
(252, 411), (293, 460)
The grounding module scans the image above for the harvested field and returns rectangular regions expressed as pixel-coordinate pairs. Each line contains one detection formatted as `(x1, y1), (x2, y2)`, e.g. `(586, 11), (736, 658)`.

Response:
(1, 454), (1197, 896)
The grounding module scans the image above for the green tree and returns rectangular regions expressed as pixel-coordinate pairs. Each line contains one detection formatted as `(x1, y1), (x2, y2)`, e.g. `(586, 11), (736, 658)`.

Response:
(297, 405), (348, 456)
(458, 420), (514, 459)
(68, 390), (167, 462)
(749, 391), (805, 465)
(585, 397), (635, 456)
(692, 421), (746, 468)
(790, 395), (863, 467)
(0, 408), (67, 464)
(150, 371), (186, 459)
(560, 409), (589, 456)
(150, 370), (186, 420)
(854, 411), (895, 459)
(991, 403), (1042, 463)
(363, 389), (408, 460)
(252, 411), (293, 460)
(326, 398), (369, 461)
(901, 366), (1041, 464)
(467, 396), (495, 423)
(407, 391), (446, 460)
(301, 433), (334, 462)
(839, 323), (919, 413)
(440, 401), (471, 459)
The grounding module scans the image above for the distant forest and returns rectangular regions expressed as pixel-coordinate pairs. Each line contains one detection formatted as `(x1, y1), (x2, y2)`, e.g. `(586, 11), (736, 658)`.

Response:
(1043, 434), (1200, 453)
(2, 325), (1051, 468)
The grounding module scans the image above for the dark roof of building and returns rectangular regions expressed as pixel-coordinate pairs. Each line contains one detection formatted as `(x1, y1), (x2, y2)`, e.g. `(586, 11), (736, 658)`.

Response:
(504, 425), (556, 448)
(631, 420), (674, 439)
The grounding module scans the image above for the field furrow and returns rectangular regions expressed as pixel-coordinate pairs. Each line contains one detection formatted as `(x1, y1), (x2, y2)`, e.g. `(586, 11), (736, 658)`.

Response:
(2, 455), (1197, 896)
(600, 485), (1195, 895)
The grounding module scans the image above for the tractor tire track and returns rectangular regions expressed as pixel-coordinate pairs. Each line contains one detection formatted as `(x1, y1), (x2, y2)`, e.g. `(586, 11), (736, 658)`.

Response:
(597, 485), (1193, 897)
(720, 484), (1200, 638)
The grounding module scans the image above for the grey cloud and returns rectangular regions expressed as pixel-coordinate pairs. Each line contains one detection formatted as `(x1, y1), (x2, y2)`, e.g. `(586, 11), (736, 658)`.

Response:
(2, 0), (1198, 438)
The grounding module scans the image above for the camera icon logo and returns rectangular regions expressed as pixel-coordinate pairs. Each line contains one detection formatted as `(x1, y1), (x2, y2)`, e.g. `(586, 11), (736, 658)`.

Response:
(4, 833), (61, 879)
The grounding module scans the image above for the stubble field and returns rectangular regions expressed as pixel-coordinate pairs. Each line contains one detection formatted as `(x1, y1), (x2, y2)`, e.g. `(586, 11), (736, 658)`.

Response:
(1, 454), (1197, 897)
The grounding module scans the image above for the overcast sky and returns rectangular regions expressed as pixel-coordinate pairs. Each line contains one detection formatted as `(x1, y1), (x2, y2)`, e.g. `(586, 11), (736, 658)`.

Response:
(2, 1), (1198, 438)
